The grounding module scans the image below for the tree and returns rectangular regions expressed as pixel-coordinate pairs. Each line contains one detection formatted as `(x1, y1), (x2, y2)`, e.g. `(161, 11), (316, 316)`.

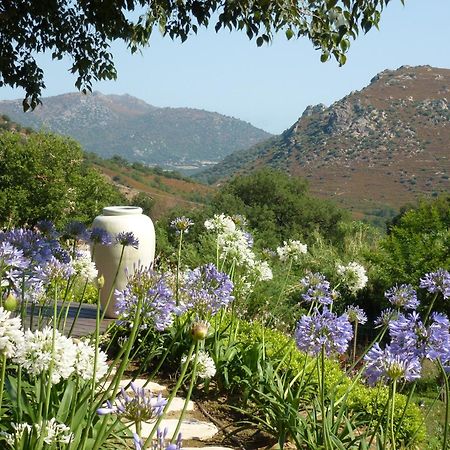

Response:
(0, 0), (399, 109)
(0, 131), (126, 227)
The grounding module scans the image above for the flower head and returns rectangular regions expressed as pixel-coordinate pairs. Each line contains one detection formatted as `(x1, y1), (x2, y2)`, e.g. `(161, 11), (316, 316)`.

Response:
(181, 263), (234, 317)
(276, 240), (307, 262)
(34, 418), (73, 445)
(73, 339), (108, 382)
(385, 284), (419, 310)
(0, 306), (23, 358)
(204, 214), (235, 234)
(116, 231), (139, 249)
(98, 384), (167, 423)
(115, 267), (177, 331)
(299, 272), (333, 306)
(336, 262), (368, 293)
(90, 227), (112, 246)
(182, 350), (216, 379)
(364, 343), (421, 385)
(345, 305), (368, 324)
(64, 221), (89, 241)
(374, 308), (398, 328)
(72, 250), (98, 281)
(295, 307), (353, 356)
(420, 269), (450, 299)
(170, 216), (194, 234)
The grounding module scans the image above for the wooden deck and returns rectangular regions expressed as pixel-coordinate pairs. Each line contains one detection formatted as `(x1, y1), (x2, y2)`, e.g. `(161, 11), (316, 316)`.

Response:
(24, 302), (115, 337)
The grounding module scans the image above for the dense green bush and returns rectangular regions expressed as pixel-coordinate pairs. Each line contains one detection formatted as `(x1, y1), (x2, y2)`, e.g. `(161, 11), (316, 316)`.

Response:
(0, 131), (125, 227)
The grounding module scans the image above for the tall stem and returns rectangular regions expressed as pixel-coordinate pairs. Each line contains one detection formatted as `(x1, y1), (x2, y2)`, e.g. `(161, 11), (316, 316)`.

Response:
(175, 231), (183, 307)
(101, 245), (125, 322)
(142, 342), (196, 448)
(171, 341), (199, 442)
(0, 353), (7, 415)
(390, 380), (397, 450)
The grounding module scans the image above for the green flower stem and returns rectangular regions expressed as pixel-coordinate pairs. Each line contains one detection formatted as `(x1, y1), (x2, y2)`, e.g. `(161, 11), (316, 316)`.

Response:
(143, 341), (196, 448)
(171, 341), (199, 443)
(352, 320), (359, 365)
(438, 360), (449, 450)
(100, 245), (126, 323)
(319, 346), (332, 450)
(67, 277), (89, 337)
(0, 353), (7, 415)
(390, 380), (397, 450)
(267, 259), (292, 328)
(175, 231), (184, 307)
(423, 292), (439, 325)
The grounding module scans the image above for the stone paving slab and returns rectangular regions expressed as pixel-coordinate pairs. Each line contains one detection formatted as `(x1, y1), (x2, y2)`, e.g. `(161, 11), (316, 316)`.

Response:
(118, 378), (166, 393)
(141, 418), (218, 441)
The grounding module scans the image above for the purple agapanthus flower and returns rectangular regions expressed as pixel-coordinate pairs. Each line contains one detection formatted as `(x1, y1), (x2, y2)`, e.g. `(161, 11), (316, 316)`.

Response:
(389, 312), (428, 358)
(0, 241), (28, 269)
(34, 256), (75, 284)
(116, 231), (139, 249)
(89, 227), (112, 246)
(97, 382), (167, 422)
(385, 284), (419, 310)
(64, 221), (90, 241)
(364, 343), (422, 385)
(420, 269), (450, 299)
(0, 228), (68, 265)
(35, 220), (58, 238)
(345, 305), (368, 324)
(426, 312), (450, 365)
(374, 308), (398, 328)
(299, 272), (333, 306)
(115, 268), (177, 331)
(295, 307), (353, 356)
(170, 216), (194, 234)
(181, 263), (234, 317)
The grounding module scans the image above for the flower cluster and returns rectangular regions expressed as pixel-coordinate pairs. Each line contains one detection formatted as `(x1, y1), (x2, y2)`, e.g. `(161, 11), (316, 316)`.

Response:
(182, 350), (216, 379)
(133, 428), (182, 450)
(204, 214), (272, 289)
(71, 249), (98, 281)
(420, 268), (450, 299)
(116, 267), (177, 331)
(13, 327), (108, 384)
(116, 231), (139, 249)
(336, 261), (368, 293)
(171, 216), (194, 234)
(98, 383), (167, 423)
(385, 284), (419, 310)
(276, 239), (307, 262)
(299, 272), (333, 306)
(181, 263), (234, 317)
(345, 305), (368, 324)
(2, 419), (73, 447)
(295, 307), (353, 356)
(0, 306), (23, 358)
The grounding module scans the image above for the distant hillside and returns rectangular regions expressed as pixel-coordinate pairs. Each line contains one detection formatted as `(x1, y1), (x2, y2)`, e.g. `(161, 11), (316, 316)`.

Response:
(0, 92), (271, 173)
(199, 65), (450, 220)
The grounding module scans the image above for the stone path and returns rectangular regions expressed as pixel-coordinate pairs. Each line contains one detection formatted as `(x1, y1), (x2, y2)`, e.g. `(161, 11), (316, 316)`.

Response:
(118, 378), (234, 449)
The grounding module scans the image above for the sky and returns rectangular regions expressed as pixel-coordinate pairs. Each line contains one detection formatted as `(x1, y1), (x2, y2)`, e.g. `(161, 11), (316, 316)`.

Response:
(1, 0), (450, 134)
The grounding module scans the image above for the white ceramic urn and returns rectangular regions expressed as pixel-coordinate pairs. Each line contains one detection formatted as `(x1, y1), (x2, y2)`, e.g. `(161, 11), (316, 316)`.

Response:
(91, 206), (155, 318)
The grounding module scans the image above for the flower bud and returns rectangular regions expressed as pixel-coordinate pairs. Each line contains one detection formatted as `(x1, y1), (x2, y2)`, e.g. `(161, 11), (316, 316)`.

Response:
(96, 275), (105, 289)
(3, 293), (18, 312)
(191, 321), (210, 341)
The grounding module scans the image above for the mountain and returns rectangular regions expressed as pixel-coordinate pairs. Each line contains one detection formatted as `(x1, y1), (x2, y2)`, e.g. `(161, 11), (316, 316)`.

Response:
(198, 65), (450, 219)
(0, 92), (271, 173)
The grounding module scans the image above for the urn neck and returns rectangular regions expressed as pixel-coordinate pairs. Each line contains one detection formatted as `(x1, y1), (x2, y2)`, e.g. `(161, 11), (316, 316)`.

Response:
(102, 206), (143, 216)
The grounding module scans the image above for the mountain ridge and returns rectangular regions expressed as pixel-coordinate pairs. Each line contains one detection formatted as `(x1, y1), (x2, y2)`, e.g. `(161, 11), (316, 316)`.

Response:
(0, 91), (271, 173)
(198, 65), (450, 218)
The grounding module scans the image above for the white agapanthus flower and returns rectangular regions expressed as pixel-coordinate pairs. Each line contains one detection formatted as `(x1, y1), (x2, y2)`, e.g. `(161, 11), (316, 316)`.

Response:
(35, 418), (73, 445)
(337, 261), (368, 293)
(74, 339), (108, 382)
(252, 260), (273, 282)
(13, 327), (77, 384)
(276, 240), (308, 262)
(218, 229), (255, 266)
(182, 350), (216, 379)
(204, 214), (236, 234)
(72, 249), (98, 281)
(0, 306), (24, 358)
(1, 422), (32, 447)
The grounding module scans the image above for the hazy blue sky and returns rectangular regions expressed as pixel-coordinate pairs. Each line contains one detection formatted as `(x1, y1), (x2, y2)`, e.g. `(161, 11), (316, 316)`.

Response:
(1, 0), (449, 134)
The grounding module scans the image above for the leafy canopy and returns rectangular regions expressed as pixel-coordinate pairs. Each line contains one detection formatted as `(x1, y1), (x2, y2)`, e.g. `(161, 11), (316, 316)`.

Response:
(0, 0), (399, 109)
(0, 131), (125, 228)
